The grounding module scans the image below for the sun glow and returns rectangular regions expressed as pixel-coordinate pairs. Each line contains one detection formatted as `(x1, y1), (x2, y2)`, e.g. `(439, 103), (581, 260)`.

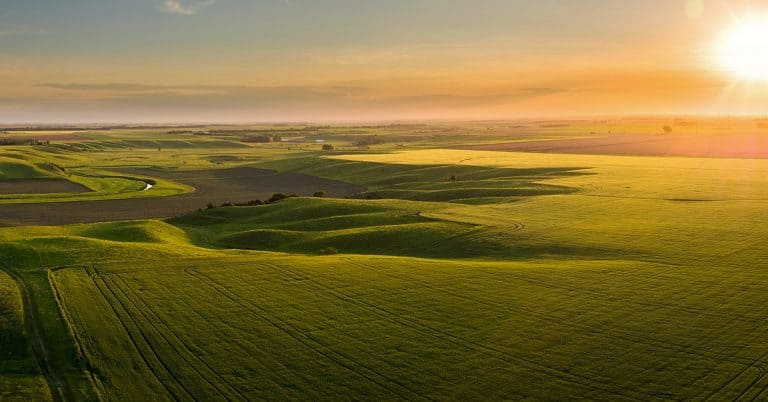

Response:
(718, 15), (768, 82)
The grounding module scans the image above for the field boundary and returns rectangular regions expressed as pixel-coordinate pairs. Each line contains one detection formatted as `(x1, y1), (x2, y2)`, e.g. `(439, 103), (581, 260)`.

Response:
(48, 267), (105, 401)
(0, 262), (63, 401)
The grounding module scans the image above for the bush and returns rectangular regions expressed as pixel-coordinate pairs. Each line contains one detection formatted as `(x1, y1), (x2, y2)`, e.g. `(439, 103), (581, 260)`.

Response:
(205, 203), (215, 210)
(234, 199), (264, 206)
(220, 202), (233, 207)
(313, 191), (326, 197)
(267, 193), (298, 204)
(322, 144), (334, 151)
(318, 247), (339, 255)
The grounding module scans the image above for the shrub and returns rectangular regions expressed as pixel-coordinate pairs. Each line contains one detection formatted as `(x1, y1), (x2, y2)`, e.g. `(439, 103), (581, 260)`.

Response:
(322, 144), (334, 151)
(313, 191), (326, 197)
(267, 193), (298, 204)
(205, 203), (215, 210)
(318, 247), (339, 255)
(234, 199), (264, 206)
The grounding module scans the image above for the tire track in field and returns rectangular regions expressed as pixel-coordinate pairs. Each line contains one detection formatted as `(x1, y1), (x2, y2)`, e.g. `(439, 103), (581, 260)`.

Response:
(349, 257), (755, 366)
(349, 258), (751, 366)
(170, 268), (284, 388)
(639, 243), (768, 401)
(264, 261), (649, 401)
(747, 373), (768, 402)
(450, 263), (760, 365)
(462, 259), (751, 322)
(703, 345), (768, 401)
(342, 258), (768, 400)
(85, 266), (192, 401)
(343, 257), (768, 400)
(0, 263), (65, 402)
(185, 267), (432, 402)
(48, 268), (106, 400)
(108, 274), (245, 401)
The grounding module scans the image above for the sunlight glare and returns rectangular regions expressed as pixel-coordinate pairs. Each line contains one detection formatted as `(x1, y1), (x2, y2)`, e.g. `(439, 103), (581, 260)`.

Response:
(718, 15), (768, 82)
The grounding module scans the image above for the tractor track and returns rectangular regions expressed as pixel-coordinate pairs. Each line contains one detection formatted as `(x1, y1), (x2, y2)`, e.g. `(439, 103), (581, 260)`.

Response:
(0, 262), (66, 402)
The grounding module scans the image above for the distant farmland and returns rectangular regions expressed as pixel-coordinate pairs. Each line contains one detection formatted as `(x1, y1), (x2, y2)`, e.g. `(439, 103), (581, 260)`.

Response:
(3, 121), (768, 400)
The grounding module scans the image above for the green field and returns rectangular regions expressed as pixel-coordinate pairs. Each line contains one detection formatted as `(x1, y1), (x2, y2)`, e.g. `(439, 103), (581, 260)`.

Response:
(0, 269), (52, 401)
(3, 120), (768, 400)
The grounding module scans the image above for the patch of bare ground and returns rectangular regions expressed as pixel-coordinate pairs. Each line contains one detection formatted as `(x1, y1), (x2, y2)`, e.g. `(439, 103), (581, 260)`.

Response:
(0, 167), (364, 226)
(0, 179), (90, 194)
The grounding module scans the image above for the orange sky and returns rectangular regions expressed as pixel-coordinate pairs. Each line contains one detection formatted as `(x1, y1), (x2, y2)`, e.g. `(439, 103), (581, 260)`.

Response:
(1, 0), (767, 123)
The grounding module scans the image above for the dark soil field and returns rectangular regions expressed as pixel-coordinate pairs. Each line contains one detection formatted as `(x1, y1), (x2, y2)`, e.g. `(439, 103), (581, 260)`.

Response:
(0, 167), (364, 226)
(0, 178), (91, 194)
(462, 134), (768, 158)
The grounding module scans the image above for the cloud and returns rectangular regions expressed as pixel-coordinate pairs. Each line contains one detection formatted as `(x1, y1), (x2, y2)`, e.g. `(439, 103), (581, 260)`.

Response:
(41, 83), (163, 92)
(34, 81), (565, 115)
(0, 25), (47, 37)
(159, 0), (216, 16)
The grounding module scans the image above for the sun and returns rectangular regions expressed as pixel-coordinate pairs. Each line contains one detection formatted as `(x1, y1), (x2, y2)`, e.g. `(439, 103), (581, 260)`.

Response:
(717, 15), (768, 82)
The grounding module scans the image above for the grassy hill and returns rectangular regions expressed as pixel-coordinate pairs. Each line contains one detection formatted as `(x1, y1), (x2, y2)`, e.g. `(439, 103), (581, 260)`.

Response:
(257, 156), (583, 204)
(0, 270), (52, 401)
(5, 124), (768, 400)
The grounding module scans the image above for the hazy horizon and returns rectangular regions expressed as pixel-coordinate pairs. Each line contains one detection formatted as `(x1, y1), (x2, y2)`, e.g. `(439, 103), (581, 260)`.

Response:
(2, 0), (768, 123)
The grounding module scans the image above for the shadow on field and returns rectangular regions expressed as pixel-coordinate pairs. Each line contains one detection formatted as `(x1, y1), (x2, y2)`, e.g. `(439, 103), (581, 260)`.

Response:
(0, 167), (365, 226)
(0, 179), (90, 195)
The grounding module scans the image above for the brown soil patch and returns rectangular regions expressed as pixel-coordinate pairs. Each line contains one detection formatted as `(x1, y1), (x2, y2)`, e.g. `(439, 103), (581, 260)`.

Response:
(0, 167), (365, 227)
(0, 178), (90, 194)
(461, 134), (768, 158)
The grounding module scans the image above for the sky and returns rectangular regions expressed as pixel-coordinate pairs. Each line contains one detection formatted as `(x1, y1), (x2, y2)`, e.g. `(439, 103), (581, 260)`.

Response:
(1, 0), (768, 123)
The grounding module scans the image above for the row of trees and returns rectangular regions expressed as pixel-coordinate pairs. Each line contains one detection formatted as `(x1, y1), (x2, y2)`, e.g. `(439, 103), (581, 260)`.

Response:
(203, 191), (326, 210)
(241, 134), (282, 143)
(0, 138), (52, 146)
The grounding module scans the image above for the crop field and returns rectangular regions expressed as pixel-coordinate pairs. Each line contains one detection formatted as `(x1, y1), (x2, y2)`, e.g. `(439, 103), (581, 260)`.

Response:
(50, 253), (767, 401)
(3, 119), (768, 400)
(460, 132), (768, 158)
(0, 269), (52, 401)
(0, 167), (363, 226)
(0, 179), (90, 195)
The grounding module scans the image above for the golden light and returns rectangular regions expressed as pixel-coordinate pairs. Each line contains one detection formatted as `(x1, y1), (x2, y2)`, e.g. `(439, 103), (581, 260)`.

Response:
(717, 15), (768, 82)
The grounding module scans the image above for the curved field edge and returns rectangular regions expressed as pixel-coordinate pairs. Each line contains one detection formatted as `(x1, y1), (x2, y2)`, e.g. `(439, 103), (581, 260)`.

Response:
(6, 143), (768, 400)
(46, 251), (768, 401)
(253, 155), (584, 205)
(5, 186), (768, 400)
(324, 149), (768, 201)
(0, 268), (53, 401)
(0, 147), (194, 204)
(0, 170), (193, 205)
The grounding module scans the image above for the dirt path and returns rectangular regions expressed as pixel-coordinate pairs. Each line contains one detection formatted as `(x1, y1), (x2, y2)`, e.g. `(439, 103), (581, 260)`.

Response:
(0, 263), (65, 402)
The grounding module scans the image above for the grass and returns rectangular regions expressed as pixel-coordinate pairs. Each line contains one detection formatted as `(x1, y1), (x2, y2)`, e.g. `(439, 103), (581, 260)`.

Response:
(4, 121), (768, 400)
(257, 155), (582, 204)
(0, 270), (52, 401)
(42, 248), (768, 401)
(0, 147), (193, 204)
